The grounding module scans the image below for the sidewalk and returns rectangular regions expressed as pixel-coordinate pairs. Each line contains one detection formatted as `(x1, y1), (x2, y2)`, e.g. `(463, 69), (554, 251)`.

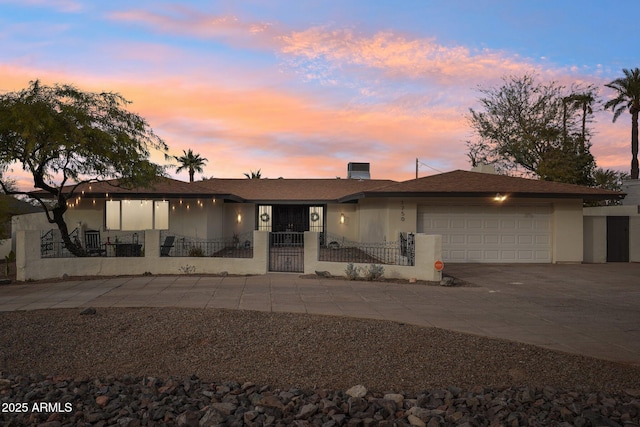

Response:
(1, 264), (639, 366)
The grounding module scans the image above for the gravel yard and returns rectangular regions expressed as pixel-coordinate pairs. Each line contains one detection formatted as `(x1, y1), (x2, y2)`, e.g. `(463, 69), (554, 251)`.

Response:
(1, 307), (639, 392)
(1, 307), (640, 426)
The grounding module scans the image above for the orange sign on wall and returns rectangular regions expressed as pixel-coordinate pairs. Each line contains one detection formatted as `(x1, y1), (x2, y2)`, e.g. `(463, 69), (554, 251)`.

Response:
(434, 260), (444, 271)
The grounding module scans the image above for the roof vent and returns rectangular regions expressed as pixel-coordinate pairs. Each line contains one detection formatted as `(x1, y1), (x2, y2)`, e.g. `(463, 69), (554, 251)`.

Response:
(347, 162), (370, 179)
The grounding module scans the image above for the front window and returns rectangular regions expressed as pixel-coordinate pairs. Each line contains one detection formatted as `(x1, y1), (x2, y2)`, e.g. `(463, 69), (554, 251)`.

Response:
(105, 200), (169, 230)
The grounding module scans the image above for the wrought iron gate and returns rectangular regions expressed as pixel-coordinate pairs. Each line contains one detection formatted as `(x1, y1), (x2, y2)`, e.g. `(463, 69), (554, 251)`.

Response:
(269, 232), (304, 272)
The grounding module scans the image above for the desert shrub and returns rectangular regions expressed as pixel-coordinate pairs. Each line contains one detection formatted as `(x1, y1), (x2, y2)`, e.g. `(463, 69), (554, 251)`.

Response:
(345, 263), (360, 280)
(188, 247), (204, 257)
(364, 264), (384, 281)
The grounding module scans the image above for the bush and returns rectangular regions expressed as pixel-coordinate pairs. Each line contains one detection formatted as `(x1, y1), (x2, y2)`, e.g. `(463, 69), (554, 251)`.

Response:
(345, 263), (360, 280)
(364, 264), (384, 281)
(188, 246), (205, 257)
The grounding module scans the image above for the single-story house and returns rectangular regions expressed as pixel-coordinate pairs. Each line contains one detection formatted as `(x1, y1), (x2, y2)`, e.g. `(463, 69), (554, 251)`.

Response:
(13, 164), (623, 281)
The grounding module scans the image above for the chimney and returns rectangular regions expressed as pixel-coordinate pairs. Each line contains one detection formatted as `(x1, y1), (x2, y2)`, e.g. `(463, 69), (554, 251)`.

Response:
(347, 162), (370, 179)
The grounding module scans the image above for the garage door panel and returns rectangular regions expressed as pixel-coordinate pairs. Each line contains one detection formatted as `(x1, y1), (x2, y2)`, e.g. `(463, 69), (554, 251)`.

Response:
(418, 205), (552, 263)
(518, 235), (533, 244)
(484, 235), (499, 244)
(468, 234), (482, 244)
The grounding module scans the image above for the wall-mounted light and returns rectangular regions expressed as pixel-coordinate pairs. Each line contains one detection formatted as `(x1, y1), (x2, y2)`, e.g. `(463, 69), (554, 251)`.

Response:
(494, 193), (507, 202)
(340, 213), (345, 224)
(237, 212), (242, 223)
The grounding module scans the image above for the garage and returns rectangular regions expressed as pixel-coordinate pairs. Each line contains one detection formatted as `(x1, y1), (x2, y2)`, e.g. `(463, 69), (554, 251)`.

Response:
(418, 204), (552, 263)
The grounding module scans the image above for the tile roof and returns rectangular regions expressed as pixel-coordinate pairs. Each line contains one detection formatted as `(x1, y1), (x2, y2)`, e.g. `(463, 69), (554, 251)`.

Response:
(36, 170), (624, 202)
(193, 178), (396, 202)
(342, 170), (624, 201)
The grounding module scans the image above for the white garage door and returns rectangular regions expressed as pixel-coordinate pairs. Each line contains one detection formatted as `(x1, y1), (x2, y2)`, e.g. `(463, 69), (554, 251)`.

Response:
(418, 205), (552, 263)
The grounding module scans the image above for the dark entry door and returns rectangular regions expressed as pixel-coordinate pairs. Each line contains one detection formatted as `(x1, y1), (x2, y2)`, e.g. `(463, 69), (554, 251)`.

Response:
(607, 216), (629, 262)
(272, 205), (309, 232)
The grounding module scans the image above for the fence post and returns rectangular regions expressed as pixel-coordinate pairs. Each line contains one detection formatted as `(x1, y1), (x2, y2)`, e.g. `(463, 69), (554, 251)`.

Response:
(253, 231), (269, 274)
(303, 231), (319, 274)
(15, 230), (40, 282)
(414, 233), (442, 281)
(146, 230), (160, 259)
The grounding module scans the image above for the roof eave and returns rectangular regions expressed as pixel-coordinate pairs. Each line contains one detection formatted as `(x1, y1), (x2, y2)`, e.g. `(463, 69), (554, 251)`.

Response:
(343, 191), (626, 201)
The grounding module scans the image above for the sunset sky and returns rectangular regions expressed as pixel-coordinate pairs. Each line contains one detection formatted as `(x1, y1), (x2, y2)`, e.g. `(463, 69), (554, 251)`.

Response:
(1, 0), (638, 188)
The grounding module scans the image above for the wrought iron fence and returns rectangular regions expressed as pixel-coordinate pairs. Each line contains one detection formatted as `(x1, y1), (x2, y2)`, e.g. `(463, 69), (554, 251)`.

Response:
(160, 231), (253, 258)
(319, 232), (415, 266)
(40, 229), (145, 258)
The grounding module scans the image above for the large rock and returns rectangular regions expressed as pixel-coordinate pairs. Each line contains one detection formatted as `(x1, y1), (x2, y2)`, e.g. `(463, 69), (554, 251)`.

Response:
(345, 385), (367, 398)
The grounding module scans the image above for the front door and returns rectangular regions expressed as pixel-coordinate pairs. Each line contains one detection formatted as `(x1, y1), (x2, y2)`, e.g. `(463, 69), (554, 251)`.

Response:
(607, 216), (629, 262)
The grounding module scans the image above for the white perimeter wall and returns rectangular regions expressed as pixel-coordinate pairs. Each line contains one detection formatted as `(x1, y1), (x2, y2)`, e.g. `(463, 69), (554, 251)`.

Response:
(15, 230), (443, 282)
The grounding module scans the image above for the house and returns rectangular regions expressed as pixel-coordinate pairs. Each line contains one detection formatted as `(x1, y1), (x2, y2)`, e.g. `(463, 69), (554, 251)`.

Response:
(583, 179), (640, 263)
(13, 164), (623, 281)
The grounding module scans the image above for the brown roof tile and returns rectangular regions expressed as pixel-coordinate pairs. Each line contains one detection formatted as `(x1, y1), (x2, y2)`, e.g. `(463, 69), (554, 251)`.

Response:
(34, 170), (624, 202)
(347, 170), (624, 200)
(194, 178), (396, 201)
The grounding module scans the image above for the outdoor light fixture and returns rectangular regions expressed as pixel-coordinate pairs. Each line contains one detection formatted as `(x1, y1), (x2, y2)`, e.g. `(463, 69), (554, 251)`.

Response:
(494, 193), (507, 202)
(340, 213), (345, 224)
(237, 213), (242, 223)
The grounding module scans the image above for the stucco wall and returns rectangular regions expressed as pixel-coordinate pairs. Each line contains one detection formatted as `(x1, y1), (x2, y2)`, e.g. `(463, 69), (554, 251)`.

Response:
(583, 216), (607, 263)
(357, 199), (388, 242)
(552, 200), (584, 263)
(584, 205), (640, 263)
(325, 203), (358, 241)
(304, 231), (442, 281)
(16, 230), (269, 281)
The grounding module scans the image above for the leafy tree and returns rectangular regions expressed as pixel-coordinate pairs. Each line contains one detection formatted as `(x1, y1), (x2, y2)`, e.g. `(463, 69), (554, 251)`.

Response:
(244, 169), (262, 179)
(604, 68), (640, 179)
(467, 74), (597, 185)
(174, 149), (208, 182)
(588, 168), (628, 206)
(0, 80), (167, 256)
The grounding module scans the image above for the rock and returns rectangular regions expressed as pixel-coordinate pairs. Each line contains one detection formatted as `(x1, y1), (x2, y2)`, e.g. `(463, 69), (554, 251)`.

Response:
(383, 393), (403, 406)
(95, 395), (109, 407)
(625, 389), (640, 398)
(408, 414), (426, 427)
(257, 395), (285, 410)
(346, 385), (367, 398)
(211, 402), (237, 416)
(80, 307), (97, 315)
(199, 407), (226, 426)
(296, 403), (318, 419)
(315, 270), (332, 278)
(175, 410), (199, 427)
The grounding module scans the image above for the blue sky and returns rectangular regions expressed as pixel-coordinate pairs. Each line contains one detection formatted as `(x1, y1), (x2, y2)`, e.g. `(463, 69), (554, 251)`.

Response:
(1, 0), (638, 186)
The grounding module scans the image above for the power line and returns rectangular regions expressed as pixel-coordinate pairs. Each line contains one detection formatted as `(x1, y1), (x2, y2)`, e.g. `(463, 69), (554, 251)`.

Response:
(415, 158), (443, 179)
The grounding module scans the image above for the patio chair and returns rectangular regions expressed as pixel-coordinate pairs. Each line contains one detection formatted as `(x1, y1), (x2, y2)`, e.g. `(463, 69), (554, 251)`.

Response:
(160, 235), (175, 257)
(85, 230), (106, 256)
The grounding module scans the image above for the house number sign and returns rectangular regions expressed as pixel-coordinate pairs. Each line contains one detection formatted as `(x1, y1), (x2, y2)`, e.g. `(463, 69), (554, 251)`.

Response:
(400, 200), (405, 222)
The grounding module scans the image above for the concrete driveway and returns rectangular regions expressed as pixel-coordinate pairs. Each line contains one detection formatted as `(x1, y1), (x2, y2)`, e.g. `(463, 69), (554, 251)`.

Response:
(0, 263), (639, 366)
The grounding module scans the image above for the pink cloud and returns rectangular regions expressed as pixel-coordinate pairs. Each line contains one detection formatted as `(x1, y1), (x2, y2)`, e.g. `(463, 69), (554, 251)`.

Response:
(108, 6), (279, 50)
(278, 27), (539, 86)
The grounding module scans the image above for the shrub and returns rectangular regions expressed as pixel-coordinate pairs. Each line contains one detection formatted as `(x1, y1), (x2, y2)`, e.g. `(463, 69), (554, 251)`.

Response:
(364, 264), (384, 281)
(178, 264), (196, 274)
(345, 263), (360, 280)
(188, 246), (204, 257)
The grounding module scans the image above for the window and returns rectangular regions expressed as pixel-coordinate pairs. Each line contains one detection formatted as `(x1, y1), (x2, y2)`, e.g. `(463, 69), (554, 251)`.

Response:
(105, 200), (169, 230)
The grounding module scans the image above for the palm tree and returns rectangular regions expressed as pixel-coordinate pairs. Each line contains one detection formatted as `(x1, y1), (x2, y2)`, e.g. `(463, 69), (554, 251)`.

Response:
(604, 68), (640, 179)
(244, 169), (262, 179)
(174, 149), (208, 182)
